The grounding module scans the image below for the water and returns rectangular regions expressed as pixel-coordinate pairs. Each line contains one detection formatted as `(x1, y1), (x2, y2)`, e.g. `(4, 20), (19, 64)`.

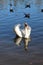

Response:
(0, 0), (43, 65)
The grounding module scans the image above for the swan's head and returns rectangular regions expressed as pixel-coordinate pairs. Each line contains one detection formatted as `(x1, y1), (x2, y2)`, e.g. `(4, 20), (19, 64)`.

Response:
(24, 23), (29, 29)
(24, 23), (28, 27)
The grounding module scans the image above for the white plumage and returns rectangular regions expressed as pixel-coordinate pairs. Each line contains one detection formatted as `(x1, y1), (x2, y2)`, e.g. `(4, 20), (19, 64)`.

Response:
(14, 23), (31, 38)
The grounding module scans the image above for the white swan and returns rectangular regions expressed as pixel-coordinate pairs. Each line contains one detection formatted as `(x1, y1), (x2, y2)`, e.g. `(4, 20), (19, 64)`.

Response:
(14, 23), (31, 38)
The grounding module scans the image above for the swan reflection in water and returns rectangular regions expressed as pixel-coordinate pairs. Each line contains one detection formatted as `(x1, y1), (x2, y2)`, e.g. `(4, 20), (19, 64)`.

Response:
(14, 36), (22, 46)
(23, 38), (31, 51)
(14, 36), (31, 51)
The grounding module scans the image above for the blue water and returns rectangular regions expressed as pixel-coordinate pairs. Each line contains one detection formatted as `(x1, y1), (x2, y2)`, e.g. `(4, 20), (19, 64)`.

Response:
(0, 0), (43, 65)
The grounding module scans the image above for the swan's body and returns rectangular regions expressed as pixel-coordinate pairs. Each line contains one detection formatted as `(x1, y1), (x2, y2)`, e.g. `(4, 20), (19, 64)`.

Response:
(14, 23), (31, 38)
(22, 25), (31, 38)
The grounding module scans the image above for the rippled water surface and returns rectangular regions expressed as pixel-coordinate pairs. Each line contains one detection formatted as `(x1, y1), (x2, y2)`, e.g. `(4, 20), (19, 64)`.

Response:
(0, 0), (43, 65)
